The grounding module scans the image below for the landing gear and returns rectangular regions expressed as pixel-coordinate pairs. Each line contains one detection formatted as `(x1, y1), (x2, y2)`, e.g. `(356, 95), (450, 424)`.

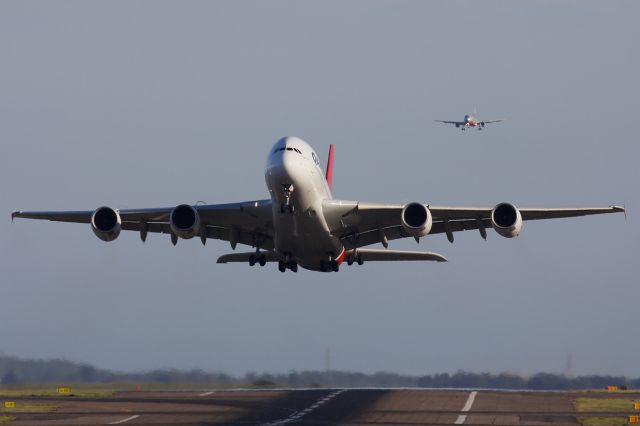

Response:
(249, 253), (267, 267)
(320, 260), (340, 272)
(280, 184), (294, 213)
(278, 259), (298, 273)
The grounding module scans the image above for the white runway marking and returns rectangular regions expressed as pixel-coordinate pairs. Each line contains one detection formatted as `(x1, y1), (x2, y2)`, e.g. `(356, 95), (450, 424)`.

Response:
(454, 391), (477, 424)
(263, 389), (345, 426)
(200, 391), (215, 396)
(108, 415), (140, 424)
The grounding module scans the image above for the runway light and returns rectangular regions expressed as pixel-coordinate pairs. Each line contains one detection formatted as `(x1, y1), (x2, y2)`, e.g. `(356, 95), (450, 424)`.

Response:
(629, 415), (639, 423)
(634, 402), (640, 411)
(57, 387), (71, 395)
(606, 386), (618, 391)
(3, 401), (16, 408)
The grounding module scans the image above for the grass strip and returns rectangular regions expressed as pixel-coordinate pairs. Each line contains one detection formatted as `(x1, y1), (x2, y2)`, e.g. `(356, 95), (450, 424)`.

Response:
(574, 398), (638, 412)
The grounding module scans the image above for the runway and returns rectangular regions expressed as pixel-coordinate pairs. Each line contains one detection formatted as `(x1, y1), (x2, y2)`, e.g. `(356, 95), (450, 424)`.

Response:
(4, 388), (640, 425)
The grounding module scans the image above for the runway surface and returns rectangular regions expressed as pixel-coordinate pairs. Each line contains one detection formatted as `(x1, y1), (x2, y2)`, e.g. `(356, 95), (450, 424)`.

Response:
(3, 388), (640, 425)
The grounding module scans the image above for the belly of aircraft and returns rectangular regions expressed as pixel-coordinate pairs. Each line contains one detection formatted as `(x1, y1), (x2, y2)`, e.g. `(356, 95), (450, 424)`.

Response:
(272, 206), (343, 270)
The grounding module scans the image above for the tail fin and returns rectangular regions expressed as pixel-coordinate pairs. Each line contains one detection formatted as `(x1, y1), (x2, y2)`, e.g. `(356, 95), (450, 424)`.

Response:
(325, 144), (334, 191)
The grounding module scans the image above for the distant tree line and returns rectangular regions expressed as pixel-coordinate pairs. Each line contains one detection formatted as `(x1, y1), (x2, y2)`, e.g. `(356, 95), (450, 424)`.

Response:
(1, 354), (638, 390)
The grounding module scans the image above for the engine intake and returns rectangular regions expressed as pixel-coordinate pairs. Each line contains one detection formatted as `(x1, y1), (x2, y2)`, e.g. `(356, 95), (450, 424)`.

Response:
(91, 206), (121, 242)
(401, 202), (432, 237)
(170, 204), (201, 239)
(491, 202), (522, 238)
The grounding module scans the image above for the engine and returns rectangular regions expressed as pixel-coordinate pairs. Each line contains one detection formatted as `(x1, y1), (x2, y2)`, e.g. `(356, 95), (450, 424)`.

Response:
(401, 202), (433, 237)
(91, 206), (121, 242)
(170, 204), (201, 239)
(491, 202), (522, 238)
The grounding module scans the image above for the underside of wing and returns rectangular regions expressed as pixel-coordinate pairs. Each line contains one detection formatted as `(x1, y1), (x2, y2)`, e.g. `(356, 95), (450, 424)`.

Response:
(323, 199), (624, 248)
(480, 119), (503, 124)
(12, 200), (275, 250)
(435, 120), (463, 125)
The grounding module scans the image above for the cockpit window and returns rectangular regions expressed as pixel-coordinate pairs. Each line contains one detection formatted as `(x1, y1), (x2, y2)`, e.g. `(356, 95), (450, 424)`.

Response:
(273, 146), (303, 155)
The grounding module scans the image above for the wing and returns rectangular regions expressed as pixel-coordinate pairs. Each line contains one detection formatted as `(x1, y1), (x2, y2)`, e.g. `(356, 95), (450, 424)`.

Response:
(12, 200), (275, 249)
(435, 120), (464, 125)
(480, 119), (503, 124)
(322, 199), (624, 248)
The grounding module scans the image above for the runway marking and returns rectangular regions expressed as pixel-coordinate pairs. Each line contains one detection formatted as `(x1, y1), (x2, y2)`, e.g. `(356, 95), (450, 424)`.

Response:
(263, 389), (345, 425)
(199, 391), (215, 396)
(108, 415), (140, 424)
(454, 391), (477, 424)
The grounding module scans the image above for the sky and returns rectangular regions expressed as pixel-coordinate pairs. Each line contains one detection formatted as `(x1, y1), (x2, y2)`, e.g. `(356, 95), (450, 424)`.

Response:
(1, 1), (639, 378)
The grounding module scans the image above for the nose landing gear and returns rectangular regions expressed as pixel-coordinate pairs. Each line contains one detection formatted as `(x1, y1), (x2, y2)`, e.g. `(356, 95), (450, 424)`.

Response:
(280, 184), (295, 213)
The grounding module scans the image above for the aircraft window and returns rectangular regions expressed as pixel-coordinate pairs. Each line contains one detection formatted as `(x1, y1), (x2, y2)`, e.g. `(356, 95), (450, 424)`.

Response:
(273, 146), (303, 155)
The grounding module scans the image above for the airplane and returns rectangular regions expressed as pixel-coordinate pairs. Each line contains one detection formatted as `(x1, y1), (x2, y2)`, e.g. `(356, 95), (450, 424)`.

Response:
(12, 136), (624, 273)
(436, 114), (503, 130)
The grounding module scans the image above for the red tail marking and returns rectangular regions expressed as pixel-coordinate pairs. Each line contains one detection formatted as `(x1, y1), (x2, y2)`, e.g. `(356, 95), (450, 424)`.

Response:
(325, 144), (334, 191)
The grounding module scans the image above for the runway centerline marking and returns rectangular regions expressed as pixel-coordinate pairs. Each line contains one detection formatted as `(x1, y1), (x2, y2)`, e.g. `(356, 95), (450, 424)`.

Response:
(263, 389), (346, 425)
(108, 415), (140, 424)
(200, 391), (215, 396)
(454, 391), (477, 424)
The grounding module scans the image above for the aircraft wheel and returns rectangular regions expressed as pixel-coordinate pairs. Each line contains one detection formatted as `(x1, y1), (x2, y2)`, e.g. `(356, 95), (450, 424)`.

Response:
(249, 255), (256, 266)
(331, 261), (339, 272)
(278, 261), (286, 272)
(259, 256), (267, 267)
(289, 262), (298, 273)
(357, 257), (364, 266)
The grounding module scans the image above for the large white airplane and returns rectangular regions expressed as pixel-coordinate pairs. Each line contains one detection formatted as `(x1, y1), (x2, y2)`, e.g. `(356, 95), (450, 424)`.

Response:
(436, 114), (503, 130)
(12, 136), (624, 272)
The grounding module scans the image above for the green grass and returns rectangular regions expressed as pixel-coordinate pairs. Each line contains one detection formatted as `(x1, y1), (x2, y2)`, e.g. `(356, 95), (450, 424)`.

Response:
(0, 385), (114, 398)
(0, 416), (13, 424)
(578, 417), (634, 426)
(574, 398), (638, 412)
(0, 403), (58, 413)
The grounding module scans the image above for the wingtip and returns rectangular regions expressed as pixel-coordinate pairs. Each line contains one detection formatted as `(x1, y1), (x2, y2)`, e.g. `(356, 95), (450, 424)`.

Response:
(11, 210), (20, 222)
(612, 205), (626, 220)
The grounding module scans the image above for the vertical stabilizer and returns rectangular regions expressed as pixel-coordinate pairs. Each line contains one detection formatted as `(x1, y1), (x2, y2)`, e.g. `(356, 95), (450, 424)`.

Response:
(325, 144), (334, 191)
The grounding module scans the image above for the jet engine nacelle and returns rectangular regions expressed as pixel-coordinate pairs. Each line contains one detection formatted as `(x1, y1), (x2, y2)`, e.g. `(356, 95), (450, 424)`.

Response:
(491, 202), (522, 238)
(401, 202), (433, 237)
(170, 204), (201, 239)
(91, 206), (121, 242)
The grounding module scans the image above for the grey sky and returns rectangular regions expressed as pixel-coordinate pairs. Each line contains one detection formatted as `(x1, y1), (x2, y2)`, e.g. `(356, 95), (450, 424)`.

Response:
(1, 1), (638, 377)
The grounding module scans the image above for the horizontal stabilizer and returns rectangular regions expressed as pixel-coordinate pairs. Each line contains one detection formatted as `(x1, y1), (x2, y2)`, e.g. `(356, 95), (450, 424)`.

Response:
(350, 249), (447, 262)
(217, 251), (282, 264)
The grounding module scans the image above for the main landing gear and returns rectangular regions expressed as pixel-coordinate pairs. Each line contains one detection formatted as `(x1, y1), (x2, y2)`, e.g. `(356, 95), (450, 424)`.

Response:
(278, 259), (298, 273)
(320, 260), (340, 272)
(280, 184), (294, 213)
(249, 253), (267, 267)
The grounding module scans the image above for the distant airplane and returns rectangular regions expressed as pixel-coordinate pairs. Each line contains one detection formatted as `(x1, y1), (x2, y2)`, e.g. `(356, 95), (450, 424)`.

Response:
(436, 114), (503, 130)
(12, 136), (624, 272)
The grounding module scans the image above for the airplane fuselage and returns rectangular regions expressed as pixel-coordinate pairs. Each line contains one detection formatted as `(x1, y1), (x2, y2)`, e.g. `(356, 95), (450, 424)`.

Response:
(264, 136), (344, 271)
